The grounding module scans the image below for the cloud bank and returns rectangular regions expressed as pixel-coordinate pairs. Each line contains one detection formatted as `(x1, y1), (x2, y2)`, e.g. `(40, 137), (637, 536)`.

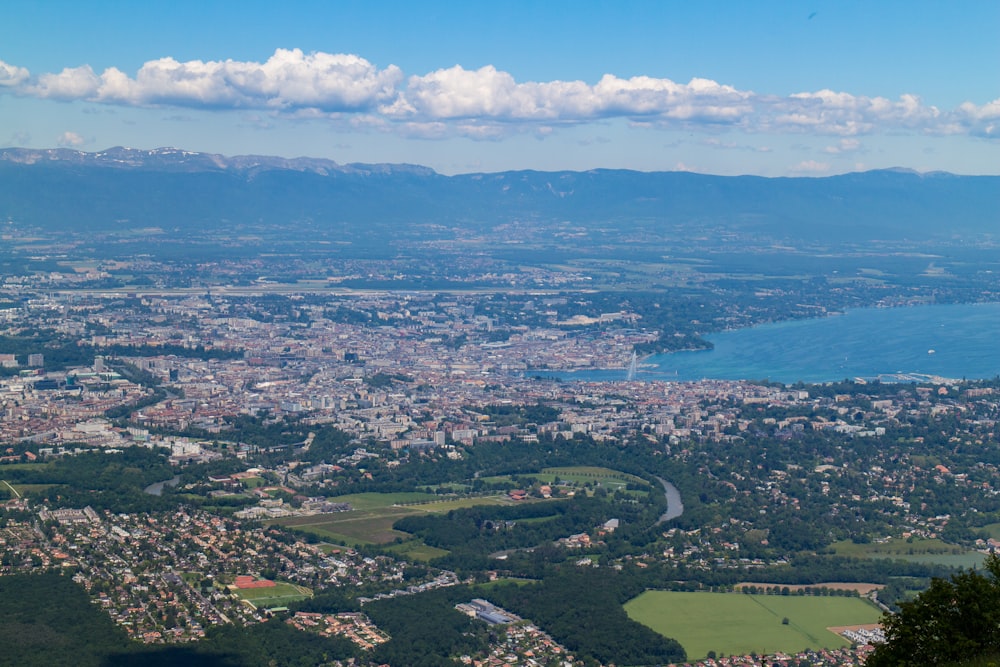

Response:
(1, 49), (997, 139)
(22, 49), (402, 111)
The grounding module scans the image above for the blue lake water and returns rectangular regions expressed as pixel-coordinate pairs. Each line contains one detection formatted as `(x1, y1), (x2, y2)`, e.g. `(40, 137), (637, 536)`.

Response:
(547, 302), (1000, 384)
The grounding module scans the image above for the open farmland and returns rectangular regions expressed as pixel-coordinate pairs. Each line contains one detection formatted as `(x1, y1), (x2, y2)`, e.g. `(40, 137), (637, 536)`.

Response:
(625, 591), (881, 660)
(830, 537), (985, 568)
(277, 506), (415, 544)
(385, 541), (450, 561)
(271, 492), (537, 547)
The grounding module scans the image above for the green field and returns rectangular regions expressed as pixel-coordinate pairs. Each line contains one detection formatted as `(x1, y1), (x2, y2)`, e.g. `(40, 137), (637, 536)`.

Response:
(540, 466), (648, 488)
(9, 483), (55, 495)
(536, 466), (649, 498)
(0, 480), (21, 498)
(625, 591), (881, 660)
(275, 505), (416, 544)
(321, 492), (440, 510)
(897, 552), (986, 569)
(385, 541), (450, 561)
(830, 538), (983, 567)
(272, 492), (532, 546)
(481, 466), (649, 496)
(0, 463), (48, 472)
(417, 482), (472, 493)
(233, 582), (312, 609)
(982, 522), (1000, 540)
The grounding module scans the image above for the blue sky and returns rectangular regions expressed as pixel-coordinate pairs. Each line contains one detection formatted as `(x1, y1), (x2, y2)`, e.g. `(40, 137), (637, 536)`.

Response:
(1, 0), (997, 175)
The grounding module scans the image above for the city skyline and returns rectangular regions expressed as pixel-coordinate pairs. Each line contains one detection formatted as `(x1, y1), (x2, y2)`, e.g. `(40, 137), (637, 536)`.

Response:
(1, 0), (997, 176)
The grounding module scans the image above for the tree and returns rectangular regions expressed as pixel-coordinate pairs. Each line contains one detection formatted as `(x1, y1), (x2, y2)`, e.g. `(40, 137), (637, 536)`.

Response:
(866, 553), (1000, 666)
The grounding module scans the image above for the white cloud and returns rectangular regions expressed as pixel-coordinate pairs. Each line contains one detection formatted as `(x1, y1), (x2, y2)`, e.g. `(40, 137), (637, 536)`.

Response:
(596, 75), (752, 122)
(959, 97), (1000, 122)
(770, 90), (941, 136)
(823, 138), (863, 154)
(32, 65), (101, 99)
(383, 66), (752, 126)
(0, 59), (30, 87)
(3, 50), (998, 141)
(57, 131), (86, 147)
(791, 159), (831, 174)
(958, 97), (1000, 137)
(26, 49), (402, 112)
(703, 138), (773, 152)
(382, 65), (589, 120)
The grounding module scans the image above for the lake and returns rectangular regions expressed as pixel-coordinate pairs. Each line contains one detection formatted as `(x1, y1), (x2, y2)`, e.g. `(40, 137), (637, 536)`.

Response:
(548, 302), (1000, 384)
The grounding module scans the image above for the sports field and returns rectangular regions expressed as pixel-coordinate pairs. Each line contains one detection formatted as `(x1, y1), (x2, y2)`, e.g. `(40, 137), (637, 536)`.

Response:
(233, 582), (312, 609)
(625, 591), (881, 660)
(539, 466), (648, 491)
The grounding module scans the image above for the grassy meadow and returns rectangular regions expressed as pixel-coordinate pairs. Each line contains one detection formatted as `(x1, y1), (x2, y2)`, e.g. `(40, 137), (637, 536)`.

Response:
(830, 537), (985, 569)
(625, 591), (881, 660)
(272, 491), (539, 553)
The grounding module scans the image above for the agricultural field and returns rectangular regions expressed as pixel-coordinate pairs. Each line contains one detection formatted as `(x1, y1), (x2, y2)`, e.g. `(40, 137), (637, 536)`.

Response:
(895, 551), (986, 569)
(830, 538), (985, 568)
(232, 582), (312, 609)
(275, 504), (416, 544)
(625, 591), (882, 660)
(384, 541), (450, 562)
(271, 491), (535, 547)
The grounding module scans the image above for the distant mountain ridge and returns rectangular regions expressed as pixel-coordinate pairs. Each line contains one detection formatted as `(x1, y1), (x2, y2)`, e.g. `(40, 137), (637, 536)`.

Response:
(0, 146), (997, 244)
(0, 146), (435, 177)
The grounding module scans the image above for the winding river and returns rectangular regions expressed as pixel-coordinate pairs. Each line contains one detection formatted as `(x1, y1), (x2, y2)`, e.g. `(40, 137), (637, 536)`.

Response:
(143, 475), (181, 496)
(655, 477), (684, 523)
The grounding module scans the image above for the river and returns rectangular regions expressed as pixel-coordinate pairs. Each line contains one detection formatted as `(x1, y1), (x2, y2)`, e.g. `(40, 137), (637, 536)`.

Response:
(655, 477), (684, 523)
(143, 475), (181, 496)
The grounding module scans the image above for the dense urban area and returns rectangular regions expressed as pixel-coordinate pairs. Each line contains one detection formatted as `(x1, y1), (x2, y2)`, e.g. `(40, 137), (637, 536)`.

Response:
(3, 271), (1000, 666)
(3, 154), (1000, 665)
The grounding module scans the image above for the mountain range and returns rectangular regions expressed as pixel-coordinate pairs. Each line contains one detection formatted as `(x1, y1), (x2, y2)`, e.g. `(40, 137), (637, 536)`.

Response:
(1, 147), (997, 244)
